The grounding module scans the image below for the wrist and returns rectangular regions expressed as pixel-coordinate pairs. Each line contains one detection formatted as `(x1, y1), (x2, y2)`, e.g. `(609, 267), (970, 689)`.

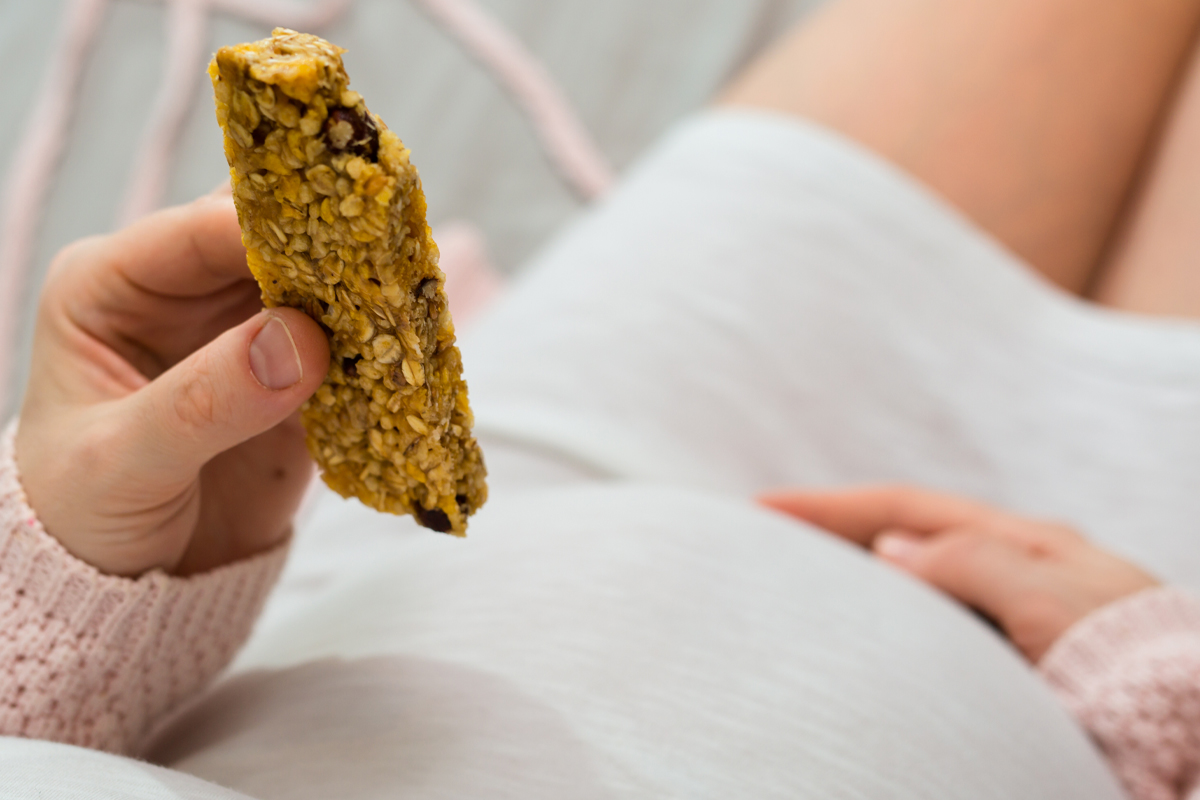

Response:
(1038, 585), (1200, 675)
(10, 417), (196, 577)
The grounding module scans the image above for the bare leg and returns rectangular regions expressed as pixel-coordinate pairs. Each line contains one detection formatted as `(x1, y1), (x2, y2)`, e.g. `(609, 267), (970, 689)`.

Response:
(1089, 42), (1200, 318)
(721, 0), (1200, 295)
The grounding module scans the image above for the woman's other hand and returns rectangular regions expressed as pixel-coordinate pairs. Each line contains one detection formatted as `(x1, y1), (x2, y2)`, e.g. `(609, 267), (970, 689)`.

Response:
(14, 191), (329, 577)
(759, 486), (1159, 662)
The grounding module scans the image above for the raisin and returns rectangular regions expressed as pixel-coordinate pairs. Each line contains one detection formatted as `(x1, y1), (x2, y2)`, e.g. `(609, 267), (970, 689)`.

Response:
(415, 506), (452, 533)
(342, 355), (361, 378)
(323, 106), (379, 160)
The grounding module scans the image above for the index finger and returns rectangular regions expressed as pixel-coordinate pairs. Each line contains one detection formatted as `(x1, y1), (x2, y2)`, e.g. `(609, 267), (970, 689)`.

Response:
(71, 192), (250, 298)
(757, 485), (1000, 545)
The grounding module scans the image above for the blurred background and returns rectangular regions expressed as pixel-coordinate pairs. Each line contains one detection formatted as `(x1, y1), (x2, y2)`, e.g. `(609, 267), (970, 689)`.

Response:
(0, 0), (828, 414)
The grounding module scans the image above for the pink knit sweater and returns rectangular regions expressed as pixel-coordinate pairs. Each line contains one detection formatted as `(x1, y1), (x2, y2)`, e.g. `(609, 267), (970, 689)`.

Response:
(1040, 588), (1200, 800)
(0, 426), (287, 754)
(1, 427), (1198, 798)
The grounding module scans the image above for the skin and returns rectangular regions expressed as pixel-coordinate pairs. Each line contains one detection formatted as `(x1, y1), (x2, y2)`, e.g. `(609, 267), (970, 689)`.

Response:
(759, 487), (1159, 663)
(15, 190), (329, 577)
(725, 0), (1200, 659)
(722, 0), (1200, 307)
(1092, 40), (1200, 316)
(12, 1), (1194, 669)
(13, 192), (1160, 661)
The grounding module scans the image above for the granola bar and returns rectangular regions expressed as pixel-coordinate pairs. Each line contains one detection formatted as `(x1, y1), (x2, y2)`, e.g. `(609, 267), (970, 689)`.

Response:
(209, 28), (486, 534)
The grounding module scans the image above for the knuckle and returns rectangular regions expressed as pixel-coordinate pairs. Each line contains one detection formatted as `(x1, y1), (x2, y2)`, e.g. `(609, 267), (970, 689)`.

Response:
(39, 236), (110, 318)
(1041, 521), (1085, 544)
(46, 236), (105, 284)
(1004, 518), (1084, 554)
(170, 355), (226, 434)
(51, 236), (97, 267)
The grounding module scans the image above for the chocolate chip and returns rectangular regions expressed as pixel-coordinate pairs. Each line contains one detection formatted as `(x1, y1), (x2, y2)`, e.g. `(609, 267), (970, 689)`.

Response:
(252, 120), (271, 146)
(342, 355), (361, 378)
(323, 106), (379, 160)
(415, 506), (452, 533)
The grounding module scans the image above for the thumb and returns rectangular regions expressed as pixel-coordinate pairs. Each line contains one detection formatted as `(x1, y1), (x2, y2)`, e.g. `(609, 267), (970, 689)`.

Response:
(875, 528), (1033, 625)
(123, 308), (329, 479)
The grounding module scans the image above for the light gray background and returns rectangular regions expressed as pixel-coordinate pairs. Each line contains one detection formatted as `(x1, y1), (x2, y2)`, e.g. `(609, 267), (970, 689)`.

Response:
(0, 0), (826, 412)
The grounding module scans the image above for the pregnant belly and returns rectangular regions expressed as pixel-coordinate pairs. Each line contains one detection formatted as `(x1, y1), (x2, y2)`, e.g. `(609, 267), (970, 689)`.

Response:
(148, 485), (1124, 800)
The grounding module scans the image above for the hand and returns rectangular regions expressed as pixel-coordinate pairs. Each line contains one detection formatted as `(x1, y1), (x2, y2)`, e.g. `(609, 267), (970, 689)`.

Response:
(759, 486), (1160, 662)
(14, 190), (329, 577)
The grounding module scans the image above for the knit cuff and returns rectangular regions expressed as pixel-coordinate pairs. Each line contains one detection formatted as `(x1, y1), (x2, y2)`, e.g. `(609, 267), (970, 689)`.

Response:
(1038, 586), (1200, 692)
(1039, 587), (1200, 800)
(0, 421), (288, 754)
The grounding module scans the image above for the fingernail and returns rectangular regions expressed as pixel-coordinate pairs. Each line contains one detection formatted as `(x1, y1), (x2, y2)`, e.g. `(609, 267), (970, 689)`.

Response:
(250, 315), (303, 390)
(875, 533), (922, 565)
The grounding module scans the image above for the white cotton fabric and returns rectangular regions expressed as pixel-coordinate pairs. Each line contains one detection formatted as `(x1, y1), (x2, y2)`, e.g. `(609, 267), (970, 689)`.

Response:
(0, 737), (254, 799)
(147, 485), (1125, 800)
(14, 108), (1200, 797)
(138, 108), (1200, 798)
(464, 108), (1200, 590)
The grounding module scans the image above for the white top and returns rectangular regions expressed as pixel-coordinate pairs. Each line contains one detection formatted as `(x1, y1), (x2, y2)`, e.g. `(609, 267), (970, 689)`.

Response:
(13, 109), (1200, 798)
(464, 109), (1200, 588)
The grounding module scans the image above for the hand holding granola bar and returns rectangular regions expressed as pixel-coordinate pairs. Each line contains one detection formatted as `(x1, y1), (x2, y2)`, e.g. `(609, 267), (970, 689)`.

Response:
(12, 28), (486, 583)
(14, 192), (330, 577)
(209, 29), (487, 535)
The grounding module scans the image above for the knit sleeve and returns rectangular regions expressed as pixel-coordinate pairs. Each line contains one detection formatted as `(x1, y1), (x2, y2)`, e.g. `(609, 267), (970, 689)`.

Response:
(1039, 587), (1200, 800)
(0, 422), (288, 755)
